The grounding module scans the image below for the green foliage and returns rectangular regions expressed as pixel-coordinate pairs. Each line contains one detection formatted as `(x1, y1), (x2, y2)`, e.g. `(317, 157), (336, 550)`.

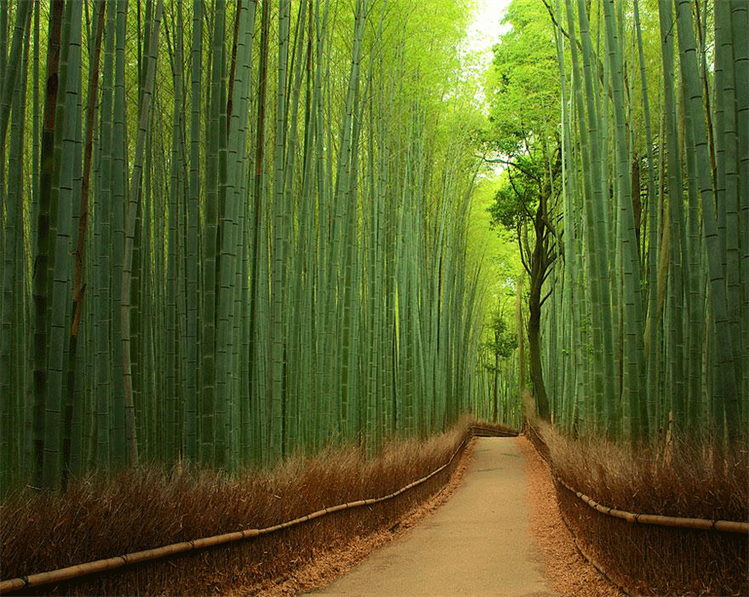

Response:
(485, 0), (560, 155)
(487, 158), (542, 233)
(483, 0), (563, 423)
(466, 177), (523, 299)
(486, 313), (517, 360)
(483, 0), (563, 261)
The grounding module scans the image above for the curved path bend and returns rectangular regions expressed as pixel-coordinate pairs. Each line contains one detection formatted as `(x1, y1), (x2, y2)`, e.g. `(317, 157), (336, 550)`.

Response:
(306, 437), (555, 597)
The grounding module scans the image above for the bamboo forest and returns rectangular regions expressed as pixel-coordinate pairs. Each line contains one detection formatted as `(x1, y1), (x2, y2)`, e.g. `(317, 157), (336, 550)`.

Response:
(0, 0), (747, 595)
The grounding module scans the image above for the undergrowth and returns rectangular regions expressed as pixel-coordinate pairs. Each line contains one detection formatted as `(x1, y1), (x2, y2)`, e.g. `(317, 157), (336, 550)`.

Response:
(529, 418), (749, 596)
(1, 417), (474, 596)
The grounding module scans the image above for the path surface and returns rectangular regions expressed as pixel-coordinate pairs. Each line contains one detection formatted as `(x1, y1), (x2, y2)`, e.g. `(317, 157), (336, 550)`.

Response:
(306, 437), (555, 597)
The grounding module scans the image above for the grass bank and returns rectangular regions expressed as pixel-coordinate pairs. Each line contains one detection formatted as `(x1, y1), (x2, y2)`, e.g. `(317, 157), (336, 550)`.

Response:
(1, 418), (478, 596)
(527, 418), (748, 596)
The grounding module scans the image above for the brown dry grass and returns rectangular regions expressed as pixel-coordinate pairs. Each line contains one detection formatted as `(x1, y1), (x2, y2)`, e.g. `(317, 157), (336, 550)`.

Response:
(0, 418), (472, 596)
(529, 419), (749, 596)
(235, 437), (478, 597)
(519, 434), (625, 597)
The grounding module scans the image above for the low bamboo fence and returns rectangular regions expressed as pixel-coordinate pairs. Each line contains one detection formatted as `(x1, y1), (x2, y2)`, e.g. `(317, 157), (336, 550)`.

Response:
(0, 424), (518, 594)
(554, 475), (749, 534)
(525, 419), (748, 596)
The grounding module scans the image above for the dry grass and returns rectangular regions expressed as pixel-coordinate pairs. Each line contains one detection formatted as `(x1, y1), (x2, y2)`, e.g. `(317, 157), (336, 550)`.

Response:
(0, 418), (472, 596)
(235, 437), (479, 597)
(519, 435), (625, 597)
(529, 418), (749, 596)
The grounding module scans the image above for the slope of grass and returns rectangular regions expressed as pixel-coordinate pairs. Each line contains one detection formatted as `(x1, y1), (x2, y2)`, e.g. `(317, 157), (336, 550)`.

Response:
(527, 416), (748, 596)
(0, 419), (473, 595)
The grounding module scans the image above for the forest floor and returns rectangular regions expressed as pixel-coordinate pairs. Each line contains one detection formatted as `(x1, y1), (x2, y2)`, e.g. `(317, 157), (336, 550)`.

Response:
(240, 436), (623, 597)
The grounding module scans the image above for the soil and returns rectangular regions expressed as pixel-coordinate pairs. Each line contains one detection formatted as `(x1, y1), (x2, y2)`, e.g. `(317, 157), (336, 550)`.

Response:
(518, 435), (625, 597)
(236, 435), (625, 597)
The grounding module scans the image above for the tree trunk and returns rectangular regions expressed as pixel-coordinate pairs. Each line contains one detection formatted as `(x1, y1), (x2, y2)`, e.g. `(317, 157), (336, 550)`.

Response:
(516, 276), (526, 393)
(526, 167), (557, 421)
(492, 329), (499, 423)
(527, 288), (549, 419)
(528, 210), (550, 420)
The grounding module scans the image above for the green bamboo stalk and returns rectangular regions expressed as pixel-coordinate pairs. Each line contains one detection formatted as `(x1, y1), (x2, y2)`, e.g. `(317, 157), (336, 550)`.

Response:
(270, 0), (291, 460)
(673, 4), (705, 439)
(200, 0), (225, 467)
(184, 0), (203, 463)
(0, 0), (31, 489)
(90, 0), (118, 470)
(248, 0), (271, 462)
(675, 0), (740, 445)
(109, 0), (128, 467)
(280, 0), (313, 453)
(729, 0), (749, 411)
(0, 0), (31, 150)
(218, 0), (256, 469)
(63, 0), (106, 490)
(166, 0), (188, 465)
(564, 0), (615, 435)
(633, 0), (658, 440)
(32, 0), (65, 489)
(44, 0), (83, 489)
(554, 0), (581, 433)
(0, 1), (7, 99)
(122, 0), (163, 467)
(601, 0), (645, 441)
(31, 0), (40, 230)
(340, 18), (367, 442)
(164, 8), (183, 464)
(136, 120), (155, 459)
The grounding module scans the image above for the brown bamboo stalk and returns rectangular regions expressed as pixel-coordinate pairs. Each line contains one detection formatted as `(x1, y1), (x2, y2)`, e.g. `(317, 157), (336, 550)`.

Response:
(554, 475), (749, 533)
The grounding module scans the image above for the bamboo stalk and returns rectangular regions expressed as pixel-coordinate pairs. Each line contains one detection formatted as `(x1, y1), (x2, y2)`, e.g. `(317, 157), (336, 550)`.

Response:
(554, 475), (749, 534)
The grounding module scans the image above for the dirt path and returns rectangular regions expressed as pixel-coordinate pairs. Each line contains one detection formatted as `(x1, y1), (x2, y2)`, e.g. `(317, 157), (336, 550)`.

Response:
(519, 435), (624, 597)
(305, 437), (555, 597)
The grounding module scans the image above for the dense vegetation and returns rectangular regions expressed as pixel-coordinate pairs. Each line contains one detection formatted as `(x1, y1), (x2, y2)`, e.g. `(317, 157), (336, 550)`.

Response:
(487, 0), (748, 450)
(0, 0), (489, 492)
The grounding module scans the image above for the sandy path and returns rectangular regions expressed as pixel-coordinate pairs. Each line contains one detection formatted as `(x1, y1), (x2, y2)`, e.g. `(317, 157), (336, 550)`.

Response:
(305, 437), (555, 597)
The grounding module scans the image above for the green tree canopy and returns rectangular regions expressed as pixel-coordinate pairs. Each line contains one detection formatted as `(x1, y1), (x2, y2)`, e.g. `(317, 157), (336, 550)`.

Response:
(485, 0), (560, 157)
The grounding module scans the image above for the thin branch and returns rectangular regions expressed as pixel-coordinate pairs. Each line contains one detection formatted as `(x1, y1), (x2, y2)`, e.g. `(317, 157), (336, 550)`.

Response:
(517, 225), (531, 276)
(482, 155), (542, 182)
(507, 169), (537, 221)
(540, 284), (554, 307)
(541, 0), (573, 43)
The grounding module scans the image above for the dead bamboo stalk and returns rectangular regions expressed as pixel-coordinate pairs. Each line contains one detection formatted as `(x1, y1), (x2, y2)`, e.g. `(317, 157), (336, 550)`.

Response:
(555, 470), (749, 534)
